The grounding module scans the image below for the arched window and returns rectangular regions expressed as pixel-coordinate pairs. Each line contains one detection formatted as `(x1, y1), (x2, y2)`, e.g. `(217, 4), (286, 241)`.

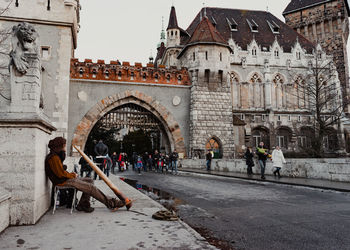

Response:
(252, 48), (257, 56)
(250, 73), (262, 83)
(105, 70), (109, 79)
(273, 74), (284, 84)
(251, 127), (270, 149)
(276, 127), (292, 149)
(298, 127), (314, 149)
(324, 128), (339, 152)
(205, 137), (222, 159)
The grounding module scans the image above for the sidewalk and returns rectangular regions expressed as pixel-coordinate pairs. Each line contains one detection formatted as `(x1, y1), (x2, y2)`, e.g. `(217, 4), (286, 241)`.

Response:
(180, 168), (350, 192)
(0, 175), (217, 250)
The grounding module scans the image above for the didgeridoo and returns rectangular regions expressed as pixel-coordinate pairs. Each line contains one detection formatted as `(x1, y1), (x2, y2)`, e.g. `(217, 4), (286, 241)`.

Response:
(73, 145), (132, 210)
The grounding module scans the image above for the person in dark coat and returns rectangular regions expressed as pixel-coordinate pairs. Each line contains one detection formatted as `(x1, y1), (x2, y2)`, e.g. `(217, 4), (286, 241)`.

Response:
(94, 140), (109, 180)
(256, 142), (268, 179)
(244, 147), (254, 176)
(206, 150), (212, 171)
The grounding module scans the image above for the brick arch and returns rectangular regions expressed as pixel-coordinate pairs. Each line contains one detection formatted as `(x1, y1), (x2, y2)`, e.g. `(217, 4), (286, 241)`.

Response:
(71, 90), (186, 156)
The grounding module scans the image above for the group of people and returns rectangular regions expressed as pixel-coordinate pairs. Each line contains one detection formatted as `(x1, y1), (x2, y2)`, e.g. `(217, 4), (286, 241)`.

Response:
(244, 142), (286, 179)
(131, 149), (179, 175)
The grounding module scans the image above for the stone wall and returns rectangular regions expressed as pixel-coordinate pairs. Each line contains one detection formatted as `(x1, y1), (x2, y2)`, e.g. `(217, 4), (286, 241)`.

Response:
(180, 158), (350, 182)
(0, 124), (53, 225)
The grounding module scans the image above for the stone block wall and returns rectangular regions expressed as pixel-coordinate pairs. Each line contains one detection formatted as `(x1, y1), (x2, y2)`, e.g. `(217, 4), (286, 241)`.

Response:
(181, 158), (350, 182)
(189, 69), (235, 158)
(0, 126), (51, 225)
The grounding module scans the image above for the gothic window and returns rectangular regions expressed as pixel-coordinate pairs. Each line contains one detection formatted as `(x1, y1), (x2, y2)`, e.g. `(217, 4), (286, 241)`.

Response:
(206, 51), (208, 60)
(230, 72), (239, 83)
(193, 52), (195, 61)
(171, 31), (173, 36)
(273, 74), (284, 84)
(220, 52), (222, 61)
(296, 51), (301, 60)
(274, 49), (279, 58)
(250, 73), (262, 83)
(205, 137), (222, 159)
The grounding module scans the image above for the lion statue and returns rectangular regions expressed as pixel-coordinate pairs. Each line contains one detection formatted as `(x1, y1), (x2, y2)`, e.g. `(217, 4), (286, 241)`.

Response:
(10, 22), (39, 74)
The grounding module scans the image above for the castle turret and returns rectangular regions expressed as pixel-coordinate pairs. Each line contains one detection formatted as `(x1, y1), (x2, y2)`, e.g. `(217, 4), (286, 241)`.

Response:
(167, 6), (181, 47)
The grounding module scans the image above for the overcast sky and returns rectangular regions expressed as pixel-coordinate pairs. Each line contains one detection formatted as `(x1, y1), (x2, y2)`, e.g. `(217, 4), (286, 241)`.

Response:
(74, 0), (346, 65)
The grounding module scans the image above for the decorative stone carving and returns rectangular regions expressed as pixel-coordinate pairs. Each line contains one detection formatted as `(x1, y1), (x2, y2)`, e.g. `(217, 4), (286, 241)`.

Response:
(10, 22), (39, 74)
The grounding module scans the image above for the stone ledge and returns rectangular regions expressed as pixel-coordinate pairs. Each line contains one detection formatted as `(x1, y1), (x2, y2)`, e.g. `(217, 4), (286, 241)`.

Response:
(0, 112), (56, 134)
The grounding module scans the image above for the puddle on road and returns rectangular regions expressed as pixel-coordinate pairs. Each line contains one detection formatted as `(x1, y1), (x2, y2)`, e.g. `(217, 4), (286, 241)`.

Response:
(120, 177), (234, 250)
(119, 177), (183, 212)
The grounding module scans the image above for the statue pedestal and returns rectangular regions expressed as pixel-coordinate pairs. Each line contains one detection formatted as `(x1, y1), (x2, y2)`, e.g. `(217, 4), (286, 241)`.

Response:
(0, 113), (55, 225)
(0, 50), (56, 225)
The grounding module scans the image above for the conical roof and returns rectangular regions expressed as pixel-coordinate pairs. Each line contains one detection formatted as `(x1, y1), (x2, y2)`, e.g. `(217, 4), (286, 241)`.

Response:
(167, 6), (179, 30)
(186, 16), (227, 45)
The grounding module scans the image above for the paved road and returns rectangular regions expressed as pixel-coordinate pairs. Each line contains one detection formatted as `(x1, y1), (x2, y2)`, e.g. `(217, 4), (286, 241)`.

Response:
(117, 170), (350, 250)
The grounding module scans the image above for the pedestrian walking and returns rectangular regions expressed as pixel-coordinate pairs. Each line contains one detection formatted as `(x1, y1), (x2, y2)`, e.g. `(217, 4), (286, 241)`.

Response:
(103, 155), (112, 177)
(206, 150), (212, 171)
(111, 152), (118, 174)
(147, 154), (153, 172)
(136, 155), (143, 174)
(256, 142), (268, 179)
(244, 147), (254, 175)
(170, 149), (179, 174)
(94, 140), (108, 180)
(271, 146), (286, 178)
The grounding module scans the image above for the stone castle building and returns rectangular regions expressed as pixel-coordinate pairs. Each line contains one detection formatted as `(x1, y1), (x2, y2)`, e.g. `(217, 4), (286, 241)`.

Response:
(0, 0), (349, 231)
(155, 3), (349, 157)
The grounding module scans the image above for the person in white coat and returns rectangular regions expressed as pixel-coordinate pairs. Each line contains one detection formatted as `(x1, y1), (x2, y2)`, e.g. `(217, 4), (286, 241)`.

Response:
(271, 146), (286, 178)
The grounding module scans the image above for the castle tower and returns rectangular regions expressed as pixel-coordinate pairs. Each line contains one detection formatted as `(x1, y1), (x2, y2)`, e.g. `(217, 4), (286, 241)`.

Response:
(178, 15), (235, 158)
(167, 6), (181, 47)
(283, 0), (350, 112)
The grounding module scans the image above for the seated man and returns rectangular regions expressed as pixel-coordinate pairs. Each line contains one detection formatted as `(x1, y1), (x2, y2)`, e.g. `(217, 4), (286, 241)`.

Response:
(45, 137), (125, 213)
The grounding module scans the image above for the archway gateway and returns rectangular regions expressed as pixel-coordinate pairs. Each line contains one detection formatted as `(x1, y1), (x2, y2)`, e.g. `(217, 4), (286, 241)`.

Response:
(85, 103), (171, 156)
(71, 90), (186, 156)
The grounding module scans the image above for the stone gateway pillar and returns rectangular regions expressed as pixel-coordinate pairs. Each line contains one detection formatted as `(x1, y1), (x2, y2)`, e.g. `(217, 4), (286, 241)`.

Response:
(0, 22), (56, 226)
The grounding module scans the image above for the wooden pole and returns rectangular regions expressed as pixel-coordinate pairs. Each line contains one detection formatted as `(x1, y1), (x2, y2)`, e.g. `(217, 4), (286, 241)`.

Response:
(73, 145), (132, 209)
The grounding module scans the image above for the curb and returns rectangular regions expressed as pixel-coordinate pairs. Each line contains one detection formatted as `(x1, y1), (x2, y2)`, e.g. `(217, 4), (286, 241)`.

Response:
(179, 169), (350, 193)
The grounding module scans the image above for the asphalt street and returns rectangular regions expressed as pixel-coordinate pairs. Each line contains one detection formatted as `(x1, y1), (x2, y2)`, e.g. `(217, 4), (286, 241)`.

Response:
(117, 170), (350, 250)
